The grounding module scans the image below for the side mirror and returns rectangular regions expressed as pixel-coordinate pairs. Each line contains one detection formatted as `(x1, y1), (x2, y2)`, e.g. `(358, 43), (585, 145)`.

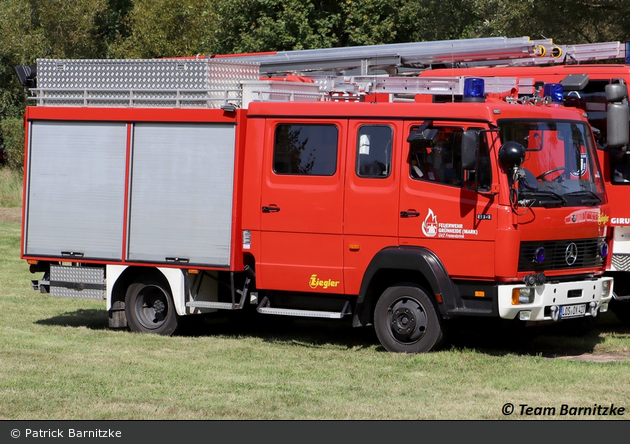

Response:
(606, 83), (629, 148)
(499, 141), (525, 169)
(605, 83), (628, 102)
(461, 130), (479, 170)
(14, 65), (37, 88)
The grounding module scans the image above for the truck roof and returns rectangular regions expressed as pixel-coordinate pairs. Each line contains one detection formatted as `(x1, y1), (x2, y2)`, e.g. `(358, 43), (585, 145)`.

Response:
(246, 99), (589, 124)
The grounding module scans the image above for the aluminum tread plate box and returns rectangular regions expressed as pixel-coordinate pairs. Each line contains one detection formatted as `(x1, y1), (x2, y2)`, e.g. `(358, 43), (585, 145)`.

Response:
(24, 121), (127, 260)
(49, 264), (105, 300)
(34, 58), (260, 108)
(126, 123), (236, 266)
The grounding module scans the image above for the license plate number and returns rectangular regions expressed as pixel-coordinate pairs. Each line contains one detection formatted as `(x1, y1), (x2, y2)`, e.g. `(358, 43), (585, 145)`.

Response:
(560, 304), (586, 318)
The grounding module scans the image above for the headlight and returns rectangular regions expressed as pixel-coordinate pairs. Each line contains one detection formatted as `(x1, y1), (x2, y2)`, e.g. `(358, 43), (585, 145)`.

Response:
(512, 287), (535, 305)
(602, 280), (611, 298)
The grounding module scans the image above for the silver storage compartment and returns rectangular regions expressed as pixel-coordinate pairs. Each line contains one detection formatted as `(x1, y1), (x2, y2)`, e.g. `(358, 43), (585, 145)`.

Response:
(126, 123), (236, 266)
(24, 121), (127, 260)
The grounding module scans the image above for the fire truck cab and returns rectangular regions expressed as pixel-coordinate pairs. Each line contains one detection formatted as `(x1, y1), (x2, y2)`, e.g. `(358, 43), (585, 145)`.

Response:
(421, 61), (630, 324)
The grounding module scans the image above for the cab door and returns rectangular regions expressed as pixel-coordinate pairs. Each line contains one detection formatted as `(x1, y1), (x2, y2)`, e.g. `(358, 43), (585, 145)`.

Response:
(258, 119), (346, 293)
(398, 121), (498, 280)
(342, 121), (402, 295)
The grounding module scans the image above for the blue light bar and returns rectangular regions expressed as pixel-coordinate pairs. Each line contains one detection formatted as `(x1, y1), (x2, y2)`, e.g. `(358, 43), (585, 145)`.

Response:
(543, 83), (563, 103)
(463, 77), (485, 102)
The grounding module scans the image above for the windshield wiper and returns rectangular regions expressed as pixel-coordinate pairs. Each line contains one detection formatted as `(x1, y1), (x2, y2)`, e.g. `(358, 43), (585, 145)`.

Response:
(564, 190), (602, 205)
(519, 190), (568, 207)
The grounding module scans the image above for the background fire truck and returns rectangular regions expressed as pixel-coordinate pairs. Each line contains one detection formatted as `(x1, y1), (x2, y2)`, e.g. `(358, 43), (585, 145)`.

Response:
(417, 40), (630, 324)
(19, 37), (625, 353)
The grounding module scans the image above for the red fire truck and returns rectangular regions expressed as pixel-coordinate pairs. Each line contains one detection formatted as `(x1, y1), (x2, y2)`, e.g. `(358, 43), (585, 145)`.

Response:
(19, 42), (625, 352)
(417, 41), (630, 324)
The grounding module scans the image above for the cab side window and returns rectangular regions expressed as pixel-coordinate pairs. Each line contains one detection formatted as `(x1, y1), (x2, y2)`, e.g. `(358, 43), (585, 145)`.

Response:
(356, 125), (393, 178)
(273, 124), (338, 176)
(610, 147), (630, 184)
(409, 127), (462, 186)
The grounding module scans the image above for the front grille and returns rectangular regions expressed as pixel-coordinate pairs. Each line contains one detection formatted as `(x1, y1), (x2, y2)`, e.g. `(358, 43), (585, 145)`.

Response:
(518, 238), (604, 272)
(612, 254), (630, 271)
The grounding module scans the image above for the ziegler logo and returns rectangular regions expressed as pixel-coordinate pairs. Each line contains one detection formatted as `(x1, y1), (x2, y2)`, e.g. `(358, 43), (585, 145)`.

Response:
(309, 274), (340, 290)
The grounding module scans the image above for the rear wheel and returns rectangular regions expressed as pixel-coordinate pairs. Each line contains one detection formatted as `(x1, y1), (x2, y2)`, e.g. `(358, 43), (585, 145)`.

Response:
(125, 276), (179, 335)
(374, 285), (443, 353)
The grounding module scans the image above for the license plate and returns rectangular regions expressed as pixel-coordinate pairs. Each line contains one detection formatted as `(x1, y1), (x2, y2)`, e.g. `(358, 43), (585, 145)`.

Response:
(560, 304), (586, 318)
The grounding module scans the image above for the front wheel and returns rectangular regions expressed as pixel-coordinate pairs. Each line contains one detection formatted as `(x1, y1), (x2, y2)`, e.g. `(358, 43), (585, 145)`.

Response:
(611, 298), (630, 325)
(125, 276), (179, 335)
(374, 285), (443, 353)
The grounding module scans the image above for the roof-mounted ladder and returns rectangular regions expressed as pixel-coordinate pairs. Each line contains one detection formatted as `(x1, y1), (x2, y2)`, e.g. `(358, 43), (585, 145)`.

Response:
(436, 41), (628, 68)
(220, 36), (542, 75)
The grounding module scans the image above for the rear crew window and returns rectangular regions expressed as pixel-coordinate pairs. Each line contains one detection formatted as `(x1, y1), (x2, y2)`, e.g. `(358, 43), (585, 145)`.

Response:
(356, 125), (393, 178)
(273, 124), (338, 176)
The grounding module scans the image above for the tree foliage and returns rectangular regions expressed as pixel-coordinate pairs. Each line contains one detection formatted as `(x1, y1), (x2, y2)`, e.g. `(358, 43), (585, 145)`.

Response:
(468, 0), (630, 44)
(108, 0), (218, 58)
(1, 0), (629, 169)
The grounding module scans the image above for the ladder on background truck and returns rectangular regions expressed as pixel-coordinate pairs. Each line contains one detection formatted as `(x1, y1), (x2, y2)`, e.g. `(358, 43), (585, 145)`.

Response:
(217, 38), (628, 75)
(451, 40), (629, 68)
(222, 36), (541, 75)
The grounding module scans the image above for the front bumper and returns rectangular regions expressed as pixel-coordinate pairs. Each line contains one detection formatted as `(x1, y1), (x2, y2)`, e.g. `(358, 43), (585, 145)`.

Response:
(498, 277), (613, 322)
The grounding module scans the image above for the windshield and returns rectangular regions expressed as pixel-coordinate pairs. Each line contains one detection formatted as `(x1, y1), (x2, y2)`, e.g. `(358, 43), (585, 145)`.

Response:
(499, 120), (605, 207)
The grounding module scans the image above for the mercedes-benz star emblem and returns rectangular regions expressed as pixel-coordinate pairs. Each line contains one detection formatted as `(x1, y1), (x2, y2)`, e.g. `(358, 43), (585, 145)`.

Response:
(565, 242), (578, 266)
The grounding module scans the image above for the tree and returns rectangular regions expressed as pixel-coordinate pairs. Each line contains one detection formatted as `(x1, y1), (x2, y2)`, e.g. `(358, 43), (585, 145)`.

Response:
(211, 0), (480, 54)
(212, 0), (343, 54)
(468, 0), (630, 44)
(0, 0), (115, 168)
(108, 0), (220, 58)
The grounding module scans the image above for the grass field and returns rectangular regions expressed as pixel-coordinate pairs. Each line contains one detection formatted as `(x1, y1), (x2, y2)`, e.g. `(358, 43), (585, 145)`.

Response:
(0, 168), (22, 208)
(1, 220), (629, 420)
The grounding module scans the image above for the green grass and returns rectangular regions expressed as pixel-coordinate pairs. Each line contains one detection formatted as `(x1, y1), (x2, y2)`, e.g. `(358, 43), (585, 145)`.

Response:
(0, 168), (23, 208)
(1, 220), (629, 420)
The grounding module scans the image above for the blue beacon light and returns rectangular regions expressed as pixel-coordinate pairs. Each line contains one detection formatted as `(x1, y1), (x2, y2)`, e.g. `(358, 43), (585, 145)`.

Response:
(543, 83), (564, 103)
(463, 77), (485, 102)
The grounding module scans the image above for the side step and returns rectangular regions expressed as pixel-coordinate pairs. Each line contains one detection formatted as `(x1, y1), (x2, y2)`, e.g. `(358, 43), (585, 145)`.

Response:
(186, 301), (240, 310)
(256, 297), (352, 319)
(185, 266), (255, 311)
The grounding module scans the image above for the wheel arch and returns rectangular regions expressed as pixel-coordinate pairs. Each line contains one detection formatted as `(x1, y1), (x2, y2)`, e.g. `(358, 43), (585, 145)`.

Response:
(108, 265), (186, 316)
(353, 246), (456, 327)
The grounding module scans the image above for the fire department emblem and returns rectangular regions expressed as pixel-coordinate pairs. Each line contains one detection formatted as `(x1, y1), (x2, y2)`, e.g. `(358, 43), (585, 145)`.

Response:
(570, 153), (588, 178)
(422, 209), (438, 237)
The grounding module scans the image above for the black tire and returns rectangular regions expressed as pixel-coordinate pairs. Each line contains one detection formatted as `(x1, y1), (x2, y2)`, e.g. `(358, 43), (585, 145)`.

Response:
(125, 277), (179, 335)
(374, 285), (443, 353)
(611, 298), (630, 325)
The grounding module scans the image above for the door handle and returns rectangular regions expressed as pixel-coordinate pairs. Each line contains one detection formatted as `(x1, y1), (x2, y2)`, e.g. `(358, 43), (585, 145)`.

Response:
(262, 205), (281, 213)
(400, 210), (420, 218)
